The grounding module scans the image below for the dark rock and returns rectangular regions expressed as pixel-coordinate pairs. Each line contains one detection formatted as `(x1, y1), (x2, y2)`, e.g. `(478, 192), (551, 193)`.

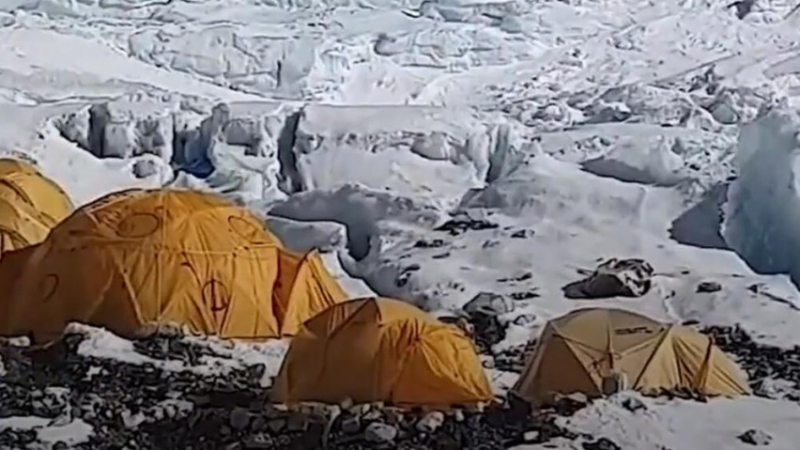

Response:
(509, 291), (539, 301)
(564, 258), (654, 299)
(435, 217), (498, 236)
(364, 422), (398, 443)
(620, 396), (647, 412)
(738, 429), (772, 446)
(510, 229), (534, 239)
(230, 407), (251, 431)
(582, 437), (621, 450)
(414, 239), (447, 249)
(464, 293), (514, 317)
(697, 281), (722, 293)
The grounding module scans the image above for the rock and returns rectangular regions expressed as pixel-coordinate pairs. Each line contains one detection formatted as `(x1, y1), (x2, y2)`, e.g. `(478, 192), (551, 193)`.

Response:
(132, 158), (159, 178)
(513, 314), (536, 326)
(464, 292), (515, 317)
(435, 216), (498, 236)
(620, 396), (647, 412)
(697, 281), (722, 293)
(738, 429), (772, 446)
(563, 258), (654, 299)
(341, 415), (362, 434)
(243, 433), (274, 449)
(511, 229), (534, 238)
(230, 407), (251, 431)
(383, 408), (404, 425)
(523, 431), (539, 442)
(266, 418), (287, 433)
(364, 422), (398, 444)
(582, 437), (621, 450)
(416, 411), (445, 433)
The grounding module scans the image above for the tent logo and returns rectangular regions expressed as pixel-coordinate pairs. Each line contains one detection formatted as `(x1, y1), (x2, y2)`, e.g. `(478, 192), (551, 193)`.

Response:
(228, 216), (267, 244)
(40, 274), (59, 303)
(117, 212), (161, 238)
(614, 326), (654, 335)
(202, 278), (231, 326)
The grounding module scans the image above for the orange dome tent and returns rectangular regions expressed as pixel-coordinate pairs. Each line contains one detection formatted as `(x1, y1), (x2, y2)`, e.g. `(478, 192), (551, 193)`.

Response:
(0, 188), (348, 343)
(272, 297), (494, 407)
(0, 158), (74, 227)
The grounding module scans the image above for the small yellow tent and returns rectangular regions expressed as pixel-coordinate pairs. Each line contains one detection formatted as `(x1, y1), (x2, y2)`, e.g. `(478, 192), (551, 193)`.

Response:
(0, 158), (74, 227)
(0, 197), (51, 254)
(511, 308), (751, 406)
(272, 297), (494, 407)
(0, 188), (348, 343)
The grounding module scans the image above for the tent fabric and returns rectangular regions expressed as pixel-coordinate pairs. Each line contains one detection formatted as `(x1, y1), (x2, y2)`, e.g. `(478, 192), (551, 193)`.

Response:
(272, 297), (494, 407)
(0, 188), (348, 343)
(0, 158), (74, 227)
(511, 308), (751, 406)
(0, 197), (52, 254)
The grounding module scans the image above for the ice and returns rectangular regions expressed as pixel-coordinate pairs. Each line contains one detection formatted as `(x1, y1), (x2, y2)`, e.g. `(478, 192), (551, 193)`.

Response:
(724, 108), (800, 285)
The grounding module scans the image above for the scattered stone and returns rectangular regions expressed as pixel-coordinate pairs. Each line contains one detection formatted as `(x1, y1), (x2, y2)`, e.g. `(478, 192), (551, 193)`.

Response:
(435, 217), (499, 236)
(513, 314), (536, 327)
(620, 396), (647, 412)
(341, 415), (361, 434)
(498, 272), (533, 283)
(432, 252), (451, 259)
(416, 411), (445, 433)
(563, 258), (654, 299)
(364, 422), (398, 444)
(738, 429), (772, 446)
(464, 292), (515, 317)
(509, 290), (539, 301)
(582, 437), (621, 450)
(510, 229), (535, 239)
(230, 407), (251, 431)
(266, 418), (286, 434)
(243, 433), (274, 449)
(697, 281), (722, 293)
(414, 239), (447, 248)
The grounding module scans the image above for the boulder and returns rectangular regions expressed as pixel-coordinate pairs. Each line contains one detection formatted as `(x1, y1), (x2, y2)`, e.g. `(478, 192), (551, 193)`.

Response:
(364, 422), (398, 444)
(563, 258), (654, 299)
(464, 292), (515, 317)
(416, 411), (445, 433)
(738, 429), (772, 446)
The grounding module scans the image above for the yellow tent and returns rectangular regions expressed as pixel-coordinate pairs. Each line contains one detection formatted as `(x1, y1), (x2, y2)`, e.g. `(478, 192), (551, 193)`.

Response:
(511, 308), (751, 406)
(272, 297), (494, 407)
(0, 197), (52, 254)
(0, 188), (349, 343)
(0, 158), (74, 227)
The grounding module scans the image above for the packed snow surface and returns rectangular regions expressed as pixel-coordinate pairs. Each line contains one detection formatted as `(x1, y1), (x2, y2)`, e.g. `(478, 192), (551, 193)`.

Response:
(3, 0), (800, 448)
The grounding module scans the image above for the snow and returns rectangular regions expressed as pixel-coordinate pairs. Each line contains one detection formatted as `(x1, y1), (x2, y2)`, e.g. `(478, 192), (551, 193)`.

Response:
(1, 0), (800, 447)
(69, 323), (288, 387)
(511, 393), (800, 450)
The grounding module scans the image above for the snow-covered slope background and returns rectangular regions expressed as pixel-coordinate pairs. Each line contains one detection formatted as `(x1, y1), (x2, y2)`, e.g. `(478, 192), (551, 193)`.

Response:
(3, 0), (800, 448)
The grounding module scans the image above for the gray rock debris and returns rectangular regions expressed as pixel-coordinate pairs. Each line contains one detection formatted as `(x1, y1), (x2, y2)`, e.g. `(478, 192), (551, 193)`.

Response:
(364, 422), (398, 443)
(563, 258), (654, 299)
(738, 429), (772, 446)
(464, 292), (515, 316)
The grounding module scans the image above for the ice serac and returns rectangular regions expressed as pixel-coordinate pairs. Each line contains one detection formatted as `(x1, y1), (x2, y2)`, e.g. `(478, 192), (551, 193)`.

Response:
(723, 107), (800, 284)
(289, 105), (514, 205)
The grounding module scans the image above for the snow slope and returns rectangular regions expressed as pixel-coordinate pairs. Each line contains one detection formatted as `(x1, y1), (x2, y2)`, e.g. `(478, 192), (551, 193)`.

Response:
(2, 0), (800, 448)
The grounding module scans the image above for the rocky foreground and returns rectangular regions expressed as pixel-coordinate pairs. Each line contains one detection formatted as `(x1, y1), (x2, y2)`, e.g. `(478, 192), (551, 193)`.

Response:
(0, 322), (795, 450)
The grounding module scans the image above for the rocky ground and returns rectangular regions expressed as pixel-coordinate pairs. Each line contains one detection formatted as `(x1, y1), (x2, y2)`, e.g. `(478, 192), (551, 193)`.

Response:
(1, 318), (796, 450)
